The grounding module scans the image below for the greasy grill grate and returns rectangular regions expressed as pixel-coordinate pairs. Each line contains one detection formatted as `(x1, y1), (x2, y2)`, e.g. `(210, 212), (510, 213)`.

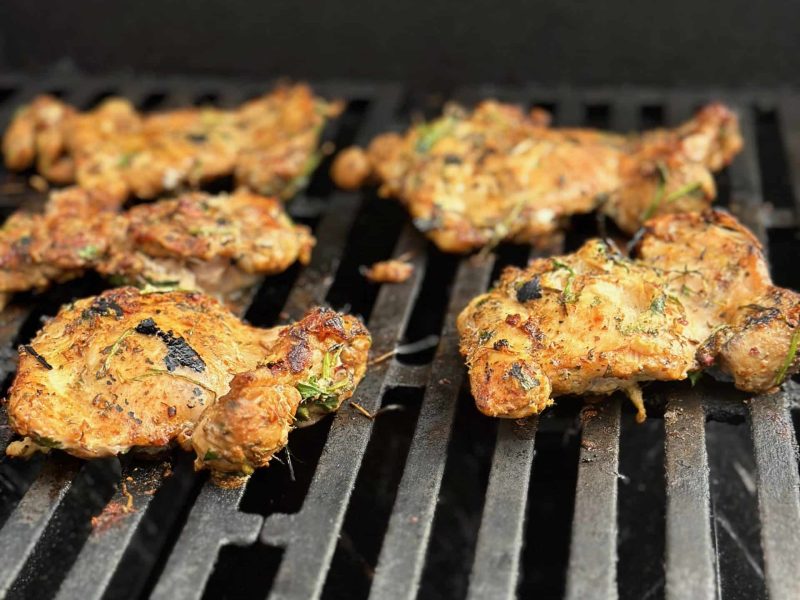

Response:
(0, 72), (798, 600)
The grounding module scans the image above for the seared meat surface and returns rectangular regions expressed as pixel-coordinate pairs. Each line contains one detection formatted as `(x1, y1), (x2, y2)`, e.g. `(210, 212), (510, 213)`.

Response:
(331, 101), (742, 253)
(0, 187), (314, 308)
(457, 210), (799, 419)
(2, 84), (341, 204)
(5, 288), (370, 485)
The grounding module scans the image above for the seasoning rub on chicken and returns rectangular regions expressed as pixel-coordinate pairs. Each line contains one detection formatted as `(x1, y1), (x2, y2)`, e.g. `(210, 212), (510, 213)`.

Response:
(457, 210), (799, 420)
(2, 84), (341, 205)
(0, 187), (314, 309)
(331, 101), (742, 253)
(5, 287), (370, 485)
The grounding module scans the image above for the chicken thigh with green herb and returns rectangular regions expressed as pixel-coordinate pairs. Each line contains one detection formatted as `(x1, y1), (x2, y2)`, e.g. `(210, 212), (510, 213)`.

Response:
(5, 287), (370, 485)
(2, 84), (340, 205)
(0, 187), (314, 310)
(331, 101), (742, 253)
(457, 210), (799, 419)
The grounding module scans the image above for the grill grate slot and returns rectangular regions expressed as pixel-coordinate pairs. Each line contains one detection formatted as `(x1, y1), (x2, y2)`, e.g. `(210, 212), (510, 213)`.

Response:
(0, 75), (796, 600)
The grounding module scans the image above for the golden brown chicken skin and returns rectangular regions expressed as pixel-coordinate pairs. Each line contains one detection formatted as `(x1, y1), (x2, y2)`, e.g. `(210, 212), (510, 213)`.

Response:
(2, 85), (341, 205)
(0, 187), (314, 309)
(457, 210), (799, 419)
(331, 101), (742, 253)
(5, 288), (370, 485)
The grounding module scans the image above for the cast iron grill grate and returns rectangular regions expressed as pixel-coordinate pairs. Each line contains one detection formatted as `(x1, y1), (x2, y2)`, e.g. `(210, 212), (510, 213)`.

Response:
(0, 72), (798, 600)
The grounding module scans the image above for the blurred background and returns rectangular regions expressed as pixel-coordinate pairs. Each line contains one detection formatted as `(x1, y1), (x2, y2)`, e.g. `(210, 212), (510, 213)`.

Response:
(0, 0), (798, 89)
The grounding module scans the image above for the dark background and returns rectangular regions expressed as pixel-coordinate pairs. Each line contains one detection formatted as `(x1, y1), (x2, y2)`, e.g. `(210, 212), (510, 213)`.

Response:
(0, 0), (797, 89)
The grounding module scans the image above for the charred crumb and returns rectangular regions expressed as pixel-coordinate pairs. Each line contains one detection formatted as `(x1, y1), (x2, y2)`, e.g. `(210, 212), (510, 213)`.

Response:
(493, 339), (510, 350)
(516, 275), (542, 302)
(22, 344), (53, 370)
(134, 318), (206, 373)
(82, 296), (125, 320)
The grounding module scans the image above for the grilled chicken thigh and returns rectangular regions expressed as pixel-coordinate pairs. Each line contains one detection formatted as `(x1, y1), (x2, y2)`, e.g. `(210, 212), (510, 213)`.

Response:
(0, 187), (314, 308)
(331, 101), (742, 252)
(5, 288), (370, 484)
(457, 210), (799, 419)
(2, 84), (340, 205)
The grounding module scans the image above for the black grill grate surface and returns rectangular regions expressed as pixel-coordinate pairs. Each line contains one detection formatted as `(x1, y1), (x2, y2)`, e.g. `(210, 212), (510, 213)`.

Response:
(0, 73), (798, 600)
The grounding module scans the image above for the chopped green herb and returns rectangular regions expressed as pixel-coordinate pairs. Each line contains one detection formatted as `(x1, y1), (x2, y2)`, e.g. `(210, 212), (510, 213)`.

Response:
(117, 152), (137, 168)
(650, 293), (666, 314)
(322, 344), (343, 381)
(31, 434), (61, 449)
(78, 245), (100, 261)
(641, 161), (670, 221)
(510, 362), (538, 391)
(551, 259), (578, 303)
(102, 328), (135, 373)
(415, 116), (457, 153)
(688, 370), (704, 387)
(664, 181), (704, 204)
(773, 328), (800, 386)
(203, 450), (220, 461)
(130, 369), (217, 397)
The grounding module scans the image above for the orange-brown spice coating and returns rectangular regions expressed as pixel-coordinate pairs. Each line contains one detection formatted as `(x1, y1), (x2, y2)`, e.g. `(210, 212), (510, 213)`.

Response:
(5, 288), (370, 484)
(2, 85), (341, 205)
(0, 187), (314, 308)
(331, 101), (742, 253)
(457, 210), (799, 419)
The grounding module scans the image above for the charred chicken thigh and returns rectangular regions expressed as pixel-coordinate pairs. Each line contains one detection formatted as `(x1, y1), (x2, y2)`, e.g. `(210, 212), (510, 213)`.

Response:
(457, 210), (799, 419)
(0, 187), (314, 309)
(5, 287), (370, 484)
(331, 101), (742, 253)
(2, 84), (341, 205)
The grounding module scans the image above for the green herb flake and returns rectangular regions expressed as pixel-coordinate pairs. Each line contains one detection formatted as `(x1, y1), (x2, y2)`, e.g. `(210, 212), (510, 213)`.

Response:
(32, 434), (62, 449)
(415, 116), (457, 154)
(117, 152), (137, 168)
(650, 293), (666, 314)
(773, 328), (800, 387)
(204, 450), (220, 461)
(551, 258), (578, 303)
(641, 161), (670, 221)
(509, 362), (538, 391)
(664, 181), (704, 204)
(688, 370), (703, 387)
(78, 244), (100, 261)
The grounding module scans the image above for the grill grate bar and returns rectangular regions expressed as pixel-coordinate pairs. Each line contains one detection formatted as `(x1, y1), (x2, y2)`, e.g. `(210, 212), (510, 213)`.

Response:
(726, 98), (768, 244)
(748, 388), (800, 600)
(368, 256), (495, 600)
(663, 394), (716, 600)
(559, 95), (634, 600)
(54, 461), (181, 600)
(564, 398), (622, 600)
(263, 223), (426, 600)
(467, 416), (538, 600)
(464, 238), (561, 600)
(151, 484), (263, 600)
(0, 458), (81, 596)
